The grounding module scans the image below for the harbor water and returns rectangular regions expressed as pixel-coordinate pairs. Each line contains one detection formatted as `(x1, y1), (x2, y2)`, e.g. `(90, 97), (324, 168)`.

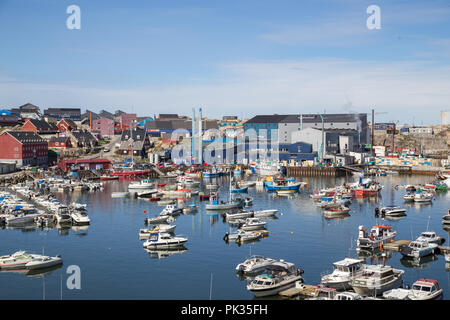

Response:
(1, 174), (449, 299)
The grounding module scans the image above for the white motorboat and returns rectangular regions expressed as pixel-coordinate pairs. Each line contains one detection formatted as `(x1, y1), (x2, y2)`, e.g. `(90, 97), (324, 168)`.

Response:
(235, 256), (277, 274)
(139, 225), (176, 239)
(415, 231), (445, 245)
(320, 258), (365, 290)
(225, 210), (254, 220)
(413, 192), (433, 203)
(445, 252), (450, 262)
(376, 206), (406, 217)
(4, 209), (41, 226)
(136, 189), (158, 198)
(128, 179), (155, 190)
(408, 279), (442, 300)
(402, 193), (415, 201)
(223, 230), (262, 243)
(70, 210), (90, 225)
(142, 232), (188, 249)
(145, 215), (175, 225)
(356, 225), (397, 251)
(0, 251), (62, 270)
(160, 204), (183, 216)
(350, 264), (404, 296)
(246, 260), (304, 297)
(442, 212), (450, 226)
(252, 209), (278, 218)
(400, 240), (438, 259)
(239, 217), (267, 231)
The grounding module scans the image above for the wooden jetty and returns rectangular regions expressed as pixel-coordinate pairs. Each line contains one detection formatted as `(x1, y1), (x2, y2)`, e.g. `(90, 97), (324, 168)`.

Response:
(279, 284), (318, 298)
(383, 240), (411, 252)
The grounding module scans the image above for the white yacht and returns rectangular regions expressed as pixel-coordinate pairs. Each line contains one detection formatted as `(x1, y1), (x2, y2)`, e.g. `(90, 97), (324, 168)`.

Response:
(145, 215), (175, 225)
(235, 256), (277, 274)
(246, 260), (304, 297)
(225, 210), (254, 220)
(142, 232), (188, 249)
(0, 251), (62, 270)
(252, 209), (278, 218)
(320, 258), (365, 290)
(238, 218), (267, 231)
(4, 208), (41, 226)
(350, 264), (404, 296)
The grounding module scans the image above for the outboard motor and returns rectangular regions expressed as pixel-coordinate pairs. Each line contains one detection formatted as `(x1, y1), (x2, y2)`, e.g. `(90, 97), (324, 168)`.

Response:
(375, 207), (380, 217)
(223, 232), (229, 242)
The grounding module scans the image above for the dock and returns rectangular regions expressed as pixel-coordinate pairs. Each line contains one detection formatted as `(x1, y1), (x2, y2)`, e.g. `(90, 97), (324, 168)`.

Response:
(279, 284), (318, 298)
(382, 240), (411, 251)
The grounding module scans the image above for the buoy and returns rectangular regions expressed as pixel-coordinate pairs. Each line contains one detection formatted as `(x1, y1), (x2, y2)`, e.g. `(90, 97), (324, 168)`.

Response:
(273, 232), (275, 236)
(143, 210), (146, 214)
(291, 232), (293, 234)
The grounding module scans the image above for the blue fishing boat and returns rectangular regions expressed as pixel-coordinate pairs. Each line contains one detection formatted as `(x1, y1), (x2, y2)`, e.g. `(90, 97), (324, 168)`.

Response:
(205, 193), (245, 210)
(231, 186), (248, 193)
(264, 177), (303, 192)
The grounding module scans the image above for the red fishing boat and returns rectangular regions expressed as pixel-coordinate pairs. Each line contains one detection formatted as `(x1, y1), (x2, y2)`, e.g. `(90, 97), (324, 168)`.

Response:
(100, 175), (119, 181)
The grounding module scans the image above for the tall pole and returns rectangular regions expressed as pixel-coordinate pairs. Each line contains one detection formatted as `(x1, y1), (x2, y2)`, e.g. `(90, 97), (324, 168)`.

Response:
(192, 108), (195, 164)
(371, 109), (375, 156)
(320, 114), (324, 162)
(199, 107), (203, 165)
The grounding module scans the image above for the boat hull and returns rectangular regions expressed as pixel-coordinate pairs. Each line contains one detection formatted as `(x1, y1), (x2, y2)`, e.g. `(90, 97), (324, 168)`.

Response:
(352, 277), (402, 296)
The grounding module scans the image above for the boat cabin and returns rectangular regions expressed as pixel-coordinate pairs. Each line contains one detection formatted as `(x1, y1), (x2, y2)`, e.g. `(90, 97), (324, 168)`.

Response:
(334, 292), (362, 300)
(416, 231), (441, 243)
(332, 258), (364, 274)
(411, 279), (440, 294)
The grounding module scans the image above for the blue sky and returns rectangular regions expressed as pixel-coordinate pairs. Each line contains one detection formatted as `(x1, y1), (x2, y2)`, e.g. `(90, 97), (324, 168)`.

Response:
(0, 0), (449, 124)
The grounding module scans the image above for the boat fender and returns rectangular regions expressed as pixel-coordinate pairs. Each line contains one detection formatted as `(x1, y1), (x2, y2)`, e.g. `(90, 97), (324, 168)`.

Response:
(236, 235), (241, 242)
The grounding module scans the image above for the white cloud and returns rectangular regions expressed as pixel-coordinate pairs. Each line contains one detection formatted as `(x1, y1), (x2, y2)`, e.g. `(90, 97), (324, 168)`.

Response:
(0, 59), (449, 124)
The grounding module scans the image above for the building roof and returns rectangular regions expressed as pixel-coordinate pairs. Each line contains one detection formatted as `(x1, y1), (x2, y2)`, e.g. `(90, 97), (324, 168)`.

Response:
(99, 110), (115, 120)
(5, 131), (47, 144)
(25, 119), (57, 131)
(71, 131), (97, 143)
(58, 118), (77, 128)
(245, 115), (290, 124)
(120, 127), (147, 142)
(18, 103), (40, 111)
(159, 114), (179, 119)
(44, 108), (81, 116)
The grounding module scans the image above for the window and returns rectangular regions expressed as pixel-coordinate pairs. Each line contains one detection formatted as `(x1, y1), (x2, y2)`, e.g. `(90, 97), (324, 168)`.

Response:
(14, 147), (18, 151)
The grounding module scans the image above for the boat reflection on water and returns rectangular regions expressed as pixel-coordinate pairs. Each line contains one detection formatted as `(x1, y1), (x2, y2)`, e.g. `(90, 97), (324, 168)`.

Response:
(323, 212), (350, 222)
(145, 247), (187, 259)
(357, 249), (393, 264)
(0, 263), (63, 277)
(71, 225), (89, 236)
(400, 254), (438, 269)
(445, 262), (450, 272)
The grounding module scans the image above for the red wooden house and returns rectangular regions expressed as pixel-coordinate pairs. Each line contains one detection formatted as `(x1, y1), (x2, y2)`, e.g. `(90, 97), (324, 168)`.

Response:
(0, 131), (48, 167)
(49, 136), (73, 149)
(22, 119), (58, 134)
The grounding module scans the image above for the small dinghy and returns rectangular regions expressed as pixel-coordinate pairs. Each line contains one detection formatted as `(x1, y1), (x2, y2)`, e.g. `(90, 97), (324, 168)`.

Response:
(111, 192), (130, 198)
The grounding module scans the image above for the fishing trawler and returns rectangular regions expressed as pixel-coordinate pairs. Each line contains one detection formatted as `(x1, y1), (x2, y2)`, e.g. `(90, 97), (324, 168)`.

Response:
(356, 225), (397, 251)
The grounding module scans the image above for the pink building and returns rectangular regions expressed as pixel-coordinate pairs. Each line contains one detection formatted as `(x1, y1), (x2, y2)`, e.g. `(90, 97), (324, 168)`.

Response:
(92, 117), (115, 136)
(117, 113), (137, 130)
